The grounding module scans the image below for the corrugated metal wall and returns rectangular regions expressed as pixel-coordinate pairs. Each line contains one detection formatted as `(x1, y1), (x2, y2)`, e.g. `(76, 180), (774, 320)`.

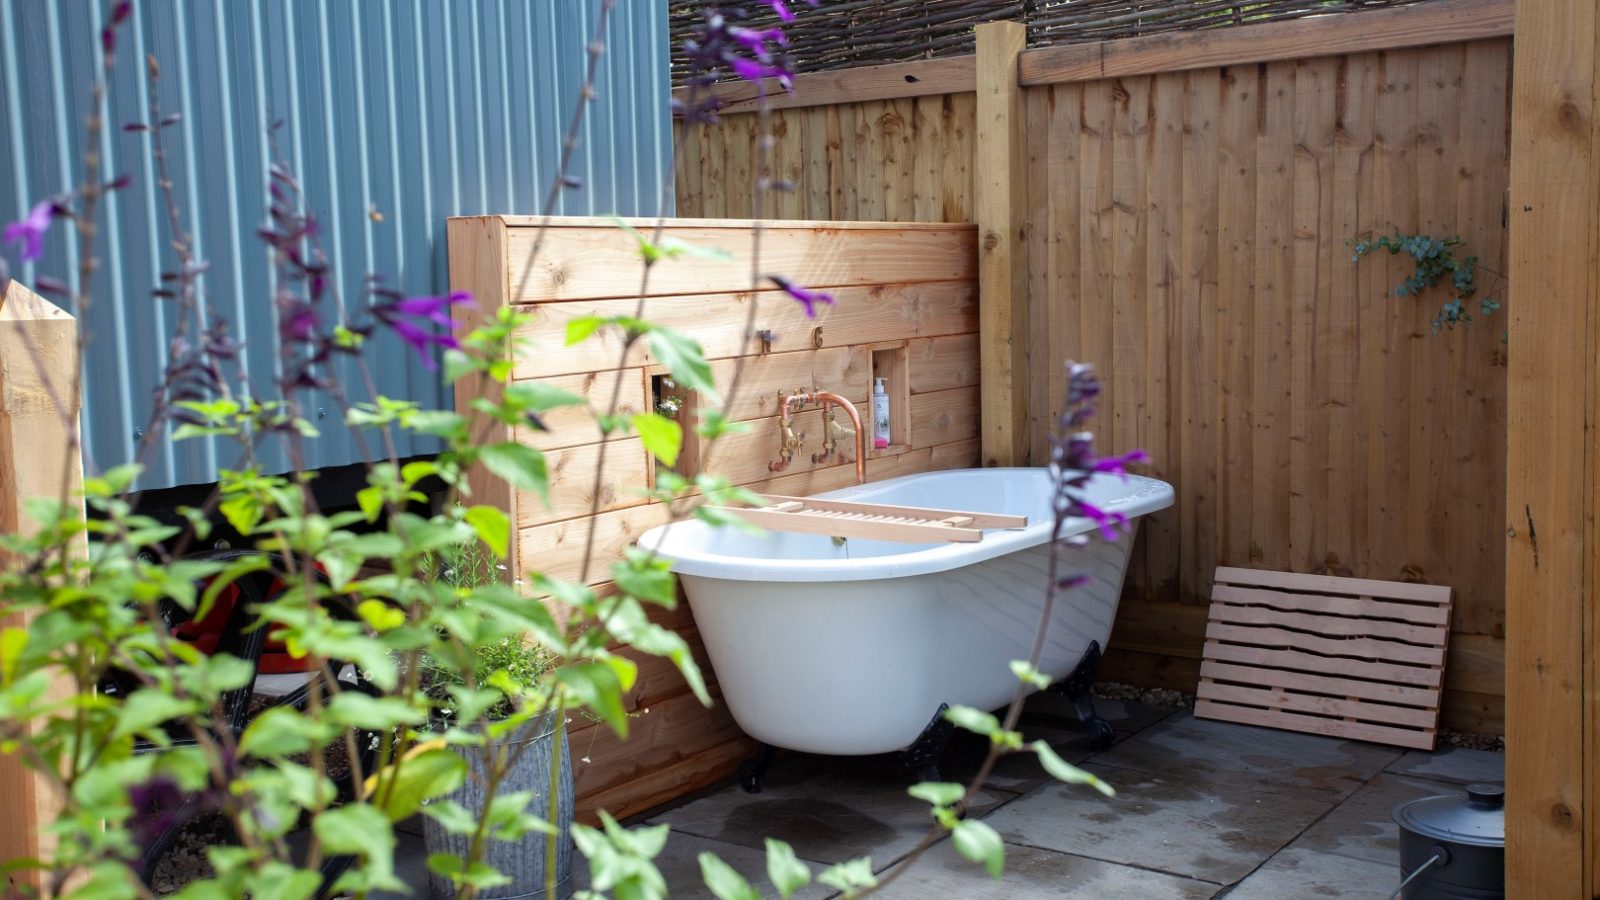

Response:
(0, 0), (672, 490)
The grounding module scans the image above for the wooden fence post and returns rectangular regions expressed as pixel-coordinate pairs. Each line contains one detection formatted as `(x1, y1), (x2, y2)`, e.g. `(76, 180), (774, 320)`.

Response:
(0, 280), (82, 893)
(975, 21), (1029, 467)
(1505, 0), (1598, 895)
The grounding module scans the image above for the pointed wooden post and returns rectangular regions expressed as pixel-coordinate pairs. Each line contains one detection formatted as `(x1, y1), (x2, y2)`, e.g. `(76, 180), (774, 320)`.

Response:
(0, 280), (82, 893)
(1506, 0), (1600, 894)
(975, 21), (1029, 467)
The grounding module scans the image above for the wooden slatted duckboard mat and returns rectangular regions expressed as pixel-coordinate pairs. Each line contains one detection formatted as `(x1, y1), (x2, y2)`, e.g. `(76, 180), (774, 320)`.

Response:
(1194, 567), (1453, 750)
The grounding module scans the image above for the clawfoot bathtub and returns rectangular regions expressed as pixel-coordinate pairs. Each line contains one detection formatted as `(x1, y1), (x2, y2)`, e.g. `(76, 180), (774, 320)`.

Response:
(638, 467), (1174, 774)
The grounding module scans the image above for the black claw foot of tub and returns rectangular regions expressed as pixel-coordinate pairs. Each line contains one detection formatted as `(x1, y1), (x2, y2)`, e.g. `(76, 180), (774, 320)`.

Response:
(1050, 640), (1116, 752)
(898, 703), (956, 783)
(739, 743), (778, 793)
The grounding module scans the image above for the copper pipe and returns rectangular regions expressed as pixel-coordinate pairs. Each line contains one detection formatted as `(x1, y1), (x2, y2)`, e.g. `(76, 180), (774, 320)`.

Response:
(811, 390), (866, 484)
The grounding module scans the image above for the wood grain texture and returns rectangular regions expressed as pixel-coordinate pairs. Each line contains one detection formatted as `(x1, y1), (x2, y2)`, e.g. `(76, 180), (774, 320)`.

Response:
(1196, 567), (1452, 750)
(0, 282), (82, 891)
(1018, 0), (1514, 86)
(456, 216), (981, 821)
(1019, 40), (1511, 735)
(1505, 0), (1597, 892)
(975, 21), (1031, 467)
(510, 281), (977, 380)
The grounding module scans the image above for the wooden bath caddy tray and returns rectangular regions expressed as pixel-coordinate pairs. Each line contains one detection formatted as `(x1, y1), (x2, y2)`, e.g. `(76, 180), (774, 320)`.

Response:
(715, 494), (1028, 543)
(1194, 567), (1453, 751)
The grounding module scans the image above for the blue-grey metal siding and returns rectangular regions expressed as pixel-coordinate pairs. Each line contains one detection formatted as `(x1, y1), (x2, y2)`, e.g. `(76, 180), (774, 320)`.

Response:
(0, 0), (671, 490)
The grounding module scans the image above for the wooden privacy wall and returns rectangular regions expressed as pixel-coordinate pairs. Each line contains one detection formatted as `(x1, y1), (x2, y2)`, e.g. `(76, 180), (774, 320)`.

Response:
(449, 216), (980, 821)
(675, 11), (1515, 735)
(675, 93), (978, 223)
(1023, 38), (1513, 734)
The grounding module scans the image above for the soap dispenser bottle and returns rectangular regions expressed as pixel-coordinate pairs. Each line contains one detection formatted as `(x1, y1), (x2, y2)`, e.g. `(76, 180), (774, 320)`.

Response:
(872, 377), (891, 449)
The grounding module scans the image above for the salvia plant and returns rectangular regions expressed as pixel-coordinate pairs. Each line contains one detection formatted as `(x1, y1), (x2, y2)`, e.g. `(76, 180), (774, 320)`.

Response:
(0, 2), (1140, 899)
(1351, 231), (1504, 333)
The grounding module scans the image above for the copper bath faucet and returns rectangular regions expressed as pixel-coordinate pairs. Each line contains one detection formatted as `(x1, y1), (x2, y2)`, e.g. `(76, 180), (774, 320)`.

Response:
(767, 390), (867, 484)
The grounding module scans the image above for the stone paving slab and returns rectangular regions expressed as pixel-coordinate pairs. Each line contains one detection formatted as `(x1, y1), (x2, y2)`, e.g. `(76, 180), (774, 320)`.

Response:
(1222, 846), (1402, 899)
(1090, 711), (1404, 800)
(983, 762), (1337, 885)
(868, 838), (1220, 899)
(584, 831), (835, 900)
(1286, 772), (1462, 865)
(1385, 745), (1505, 786)
(646, 754), (1015, 866)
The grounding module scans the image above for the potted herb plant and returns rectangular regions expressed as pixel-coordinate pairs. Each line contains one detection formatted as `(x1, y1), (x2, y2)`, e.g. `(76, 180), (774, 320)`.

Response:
(419, 539), (575, 900)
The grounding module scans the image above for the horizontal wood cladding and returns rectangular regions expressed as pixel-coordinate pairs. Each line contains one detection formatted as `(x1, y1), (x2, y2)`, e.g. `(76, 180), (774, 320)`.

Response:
(452, 215), (981, 820)
(503, 222), (975, 302)
(510, 281), (978, 380)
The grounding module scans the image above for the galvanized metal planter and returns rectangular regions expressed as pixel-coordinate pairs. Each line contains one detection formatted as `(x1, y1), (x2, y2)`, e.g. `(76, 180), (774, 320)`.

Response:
(423, 714), (575, 900)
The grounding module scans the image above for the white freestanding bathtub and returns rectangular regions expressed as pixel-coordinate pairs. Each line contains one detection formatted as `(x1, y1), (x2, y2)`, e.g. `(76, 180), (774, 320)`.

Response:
(637, 467), (1174, 756)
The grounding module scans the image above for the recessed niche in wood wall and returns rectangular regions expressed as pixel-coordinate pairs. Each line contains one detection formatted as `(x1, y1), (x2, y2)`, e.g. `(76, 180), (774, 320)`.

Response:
(866, 342), (911, 456)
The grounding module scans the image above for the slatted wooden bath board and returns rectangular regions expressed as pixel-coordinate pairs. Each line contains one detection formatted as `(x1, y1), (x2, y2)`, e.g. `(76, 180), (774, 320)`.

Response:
(1195, 566), (1453, 750)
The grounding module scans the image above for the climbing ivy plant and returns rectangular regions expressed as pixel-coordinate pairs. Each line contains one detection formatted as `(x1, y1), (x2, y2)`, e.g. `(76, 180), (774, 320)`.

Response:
(1351, 231), (1504, 334)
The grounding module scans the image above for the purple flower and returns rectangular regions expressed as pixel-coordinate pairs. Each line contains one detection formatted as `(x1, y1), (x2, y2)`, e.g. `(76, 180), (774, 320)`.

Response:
(4, 201), (54, 263)
(1076, 500), (1130, 542)
(730, 26), (787, 54)
(391, 290), (469, 327)
(767, 275), (833, 318)
(128, 775), (185, 851)
(372, 291), (471, 371)
(730, 57), (790, 86)
(766, 0), (796, 21)
(1092, 449), (1150, 479)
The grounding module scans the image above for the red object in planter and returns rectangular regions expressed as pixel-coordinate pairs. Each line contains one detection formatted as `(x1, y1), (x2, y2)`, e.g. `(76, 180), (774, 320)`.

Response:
(171, 572), (315, 675)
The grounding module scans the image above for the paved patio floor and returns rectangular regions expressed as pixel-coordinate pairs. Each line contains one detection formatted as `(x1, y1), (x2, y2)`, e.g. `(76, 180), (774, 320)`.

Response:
(392, 695), (1502, 898)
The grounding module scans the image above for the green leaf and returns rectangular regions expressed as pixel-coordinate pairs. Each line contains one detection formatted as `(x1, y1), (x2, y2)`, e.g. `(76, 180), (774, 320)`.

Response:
(504, 380), (585, 411)
(1032, 740), (1115, 797)
(699, 852), (760, 900)
(611, 548), (677, 607)
(313, 803), (394, 856)
(565, 314), (608, 346)
(249, 851), (321, 896)
(238, 707), (333, 759)
(907, 781), (965, 807)
(648, 327), (719, 400)
(112, 691), (196, 740)
(464, 504), (511, 559)
(1009, 659), (1052, 690)
(951, 819), (1005, 879)
(357, 598), (407, 632)
(816, 857), (877, 896)
(0, 627), (26, 685)
(356, 485), (385, 522)
(420, 800), (479, 836)
(479, 442), (549, 505)
(943, 705), (1000, 738)
(765, 839), (812, 900)
(631, 411), (684, 468)
(326, 693), (425, 730)
(368, 747), (469, 822)
(557, 661), (632, 738)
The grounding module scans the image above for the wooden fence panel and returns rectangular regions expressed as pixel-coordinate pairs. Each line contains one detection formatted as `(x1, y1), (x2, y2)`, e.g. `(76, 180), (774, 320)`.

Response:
(674, 29), (1512, 736)
(1027, 40), (1512, 734)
